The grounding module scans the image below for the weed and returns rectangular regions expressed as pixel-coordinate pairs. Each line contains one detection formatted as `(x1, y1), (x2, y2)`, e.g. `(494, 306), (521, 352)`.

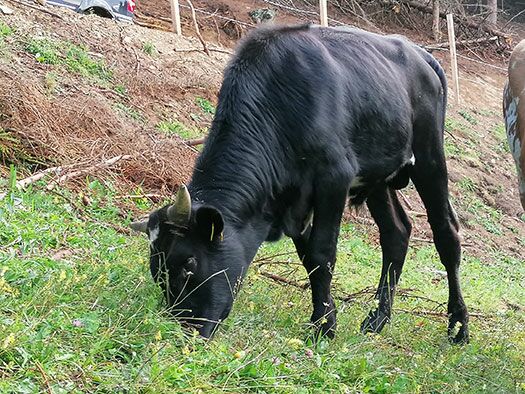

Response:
(457, 177), (477, 193)
(0, 21), (12, 37)
(114, 84), (128, 96)
(196, 97), (215, 115)
(157, 120), (205, 140)
(25, 38), (112, 83)
(114, 102), (145, 123)
(465, 197), (503, 235)
(26, 38), (61, 64)
(44, 72), (59, 94)
(458, 110), (478, 125)
(142, 41), (157, 56)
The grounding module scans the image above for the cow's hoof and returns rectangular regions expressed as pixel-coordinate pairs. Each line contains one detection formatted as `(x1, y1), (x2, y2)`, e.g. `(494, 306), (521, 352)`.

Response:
(360, 309), (390, 334)
(448, 309), (469, 344)
(311, 317), (336, 340)
(311, 302), (337, 340)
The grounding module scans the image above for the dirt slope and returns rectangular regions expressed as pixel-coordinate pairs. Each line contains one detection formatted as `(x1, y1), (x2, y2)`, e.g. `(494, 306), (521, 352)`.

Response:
(0, 3), (524, 260)
(1, 4), (229, 193)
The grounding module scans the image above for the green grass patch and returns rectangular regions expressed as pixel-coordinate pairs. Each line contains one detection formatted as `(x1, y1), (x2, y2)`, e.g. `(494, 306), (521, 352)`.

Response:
(156, 120), (205, 140)
(24, 38), (112, 84)
(458, 110), (478, 126)
(196, 97), (216, 115)
(0, 21), (12, 37)
(492, 123), (510, 154)
(142, 41), (157, 56)
(0, 175), (524, 392)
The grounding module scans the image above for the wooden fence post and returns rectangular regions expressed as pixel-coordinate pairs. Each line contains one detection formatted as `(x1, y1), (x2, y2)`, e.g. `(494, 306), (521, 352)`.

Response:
(320, 0), (328, 26)
(446, 13), (460, 105)
(170, 0), (182, 36)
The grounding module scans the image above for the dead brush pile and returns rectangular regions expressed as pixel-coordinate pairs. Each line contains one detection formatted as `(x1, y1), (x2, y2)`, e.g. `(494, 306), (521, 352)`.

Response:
(0, 63), (196, 194)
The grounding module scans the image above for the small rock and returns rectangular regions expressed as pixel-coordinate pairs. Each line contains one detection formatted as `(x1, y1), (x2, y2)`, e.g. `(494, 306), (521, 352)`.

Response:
(0, 4), (14, 14)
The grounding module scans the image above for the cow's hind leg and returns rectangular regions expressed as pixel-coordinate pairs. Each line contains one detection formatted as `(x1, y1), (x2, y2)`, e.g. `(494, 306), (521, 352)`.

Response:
(361, 186), (412, 334)
(293, 173), (351, 339)
(411, 154), (469, 343)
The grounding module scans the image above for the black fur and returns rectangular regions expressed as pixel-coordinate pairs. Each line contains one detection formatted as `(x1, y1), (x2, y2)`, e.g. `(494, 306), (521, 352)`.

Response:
(141, 24), (469, 342)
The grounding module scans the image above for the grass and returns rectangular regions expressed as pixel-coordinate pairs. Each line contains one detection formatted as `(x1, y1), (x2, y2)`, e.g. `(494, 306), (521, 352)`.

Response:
(0, 21), (13, 60)
(196, 97), (216, 115)
(0, 175), (524, 393)
(142, 41), (157, 56)
(156, 120), (206, 140)
(24, 38), (112, 84)
(0, 21), (12, 37)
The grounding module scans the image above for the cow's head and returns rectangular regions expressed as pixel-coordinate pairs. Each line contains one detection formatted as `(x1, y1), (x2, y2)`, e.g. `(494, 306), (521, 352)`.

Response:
(130, 185), (243, 338)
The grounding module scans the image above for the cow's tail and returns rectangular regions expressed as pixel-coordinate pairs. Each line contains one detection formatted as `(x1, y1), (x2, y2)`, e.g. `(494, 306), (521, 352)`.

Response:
(416, 47), (448, 131)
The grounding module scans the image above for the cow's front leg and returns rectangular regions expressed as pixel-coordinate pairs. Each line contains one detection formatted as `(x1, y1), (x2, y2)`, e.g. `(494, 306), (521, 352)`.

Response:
(295, 177), (349, 338)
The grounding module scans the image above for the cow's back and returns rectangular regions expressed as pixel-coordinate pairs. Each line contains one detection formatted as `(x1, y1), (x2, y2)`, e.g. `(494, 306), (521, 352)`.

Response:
(221, 25), (444, 172)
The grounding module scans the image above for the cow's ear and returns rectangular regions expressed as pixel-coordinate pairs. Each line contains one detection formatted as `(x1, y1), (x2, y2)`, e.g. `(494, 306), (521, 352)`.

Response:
(195, 206), (224, 243)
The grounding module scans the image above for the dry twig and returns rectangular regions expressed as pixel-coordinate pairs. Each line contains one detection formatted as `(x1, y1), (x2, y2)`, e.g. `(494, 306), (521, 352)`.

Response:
(185, 0), (210, 56)
(46, 155), (131, 190)
(34, 361), (53, 394)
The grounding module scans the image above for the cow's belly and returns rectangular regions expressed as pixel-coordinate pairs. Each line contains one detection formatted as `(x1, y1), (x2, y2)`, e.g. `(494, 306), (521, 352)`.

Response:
(348, 154), (415, 205)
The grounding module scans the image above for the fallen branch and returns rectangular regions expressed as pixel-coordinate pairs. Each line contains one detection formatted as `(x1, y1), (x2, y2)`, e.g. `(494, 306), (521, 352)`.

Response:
(116, 193), (164, 199)
(174, 47), (233, 55)
(16, 160), (92, 189)
(396, 308), (490, 318)
(424, 35), (498, 50)
(16, 165), (63, 190)
(46, 155), (132, 190)
(34, 361), (52, 394)
(5, 0), (64, 18)
(185, 0), (209, 56)
(258, 270), (377, 302)
(258, 270), (310, 290)
(411, 237), (473, 247)
(185, 136), (206, 146)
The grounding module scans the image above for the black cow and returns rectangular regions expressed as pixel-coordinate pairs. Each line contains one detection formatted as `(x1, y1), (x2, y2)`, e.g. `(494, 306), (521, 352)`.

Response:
(131, 24), (469, 343)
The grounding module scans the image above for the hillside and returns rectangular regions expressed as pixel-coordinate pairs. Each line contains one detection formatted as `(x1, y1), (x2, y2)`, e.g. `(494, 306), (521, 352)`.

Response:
(0, 2), (524, 393)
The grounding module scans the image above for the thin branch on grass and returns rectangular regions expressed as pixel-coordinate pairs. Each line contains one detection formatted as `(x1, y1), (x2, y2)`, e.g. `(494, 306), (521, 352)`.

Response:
(258, 270), (310, 290)
(396, 308), (490, 318)
(16, 160), (92, 189)
(116, 193), (164, 199)
(34, 360), (53, 394)
(407, 210), (427, 217)
(411, 237), (474, 247)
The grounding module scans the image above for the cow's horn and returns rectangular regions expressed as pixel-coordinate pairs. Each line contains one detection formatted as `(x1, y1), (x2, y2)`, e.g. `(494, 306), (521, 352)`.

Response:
(167, 184), (192, 226)
(130, 219), (148, 233)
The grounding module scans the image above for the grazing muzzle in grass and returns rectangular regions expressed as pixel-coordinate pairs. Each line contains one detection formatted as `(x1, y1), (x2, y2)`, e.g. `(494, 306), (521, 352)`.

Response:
(131, 185), (241, 338)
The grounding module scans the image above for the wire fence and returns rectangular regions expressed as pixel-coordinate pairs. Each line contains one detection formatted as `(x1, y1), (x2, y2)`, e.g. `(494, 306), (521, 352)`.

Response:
(161, 0), (510, 72)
